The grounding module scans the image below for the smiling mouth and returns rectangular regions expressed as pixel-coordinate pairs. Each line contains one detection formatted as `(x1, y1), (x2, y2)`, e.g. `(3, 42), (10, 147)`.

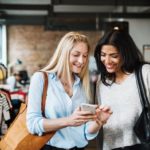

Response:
(74, 64), (82, 68)
(75, 66), (82, 69)
(107, 67), (113, 70)
(106, 65), (114, 69)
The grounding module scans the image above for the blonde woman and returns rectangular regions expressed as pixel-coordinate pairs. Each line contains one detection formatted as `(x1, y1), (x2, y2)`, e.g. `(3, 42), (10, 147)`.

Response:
(27, 32), (112, 150)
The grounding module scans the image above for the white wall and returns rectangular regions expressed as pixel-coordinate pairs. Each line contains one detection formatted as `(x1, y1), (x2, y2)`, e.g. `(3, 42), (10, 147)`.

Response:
(127, 19), (150, 62)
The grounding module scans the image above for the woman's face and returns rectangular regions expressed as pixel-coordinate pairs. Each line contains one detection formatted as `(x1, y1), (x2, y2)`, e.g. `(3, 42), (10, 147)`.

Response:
(100, 45), (122, 73)
(70, 42), (88, 74)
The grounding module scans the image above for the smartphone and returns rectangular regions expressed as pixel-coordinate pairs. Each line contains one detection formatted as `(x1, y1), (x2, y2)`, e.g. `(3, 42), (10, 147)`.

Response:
(80, 103), (97, 114)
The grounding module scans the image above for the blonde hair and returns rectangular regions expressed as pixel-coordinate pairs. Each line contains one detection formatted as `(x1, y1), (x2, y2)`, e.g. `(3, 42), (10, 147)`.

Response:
(42, 32), (91, 101)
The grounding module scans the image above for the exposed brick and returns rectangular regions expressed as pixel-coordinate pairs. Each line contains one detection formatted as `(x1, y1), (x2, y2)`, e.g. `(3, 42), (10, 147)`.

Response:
(7, 25), (101, 76)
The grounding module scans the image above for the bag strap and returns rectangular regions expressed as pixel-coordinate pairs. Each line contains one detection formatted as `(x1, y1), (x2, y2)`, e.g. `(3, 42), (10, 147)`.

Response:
(135, 65), (150, 109)
(39, 71), (48, 117)
(94, 76), (103, 150)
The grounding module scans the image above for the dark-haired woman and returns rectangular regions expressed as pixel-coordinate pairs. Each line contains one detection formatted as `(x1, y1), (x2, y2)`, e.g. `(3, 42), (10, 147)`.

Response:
(94, 29), (150, 150)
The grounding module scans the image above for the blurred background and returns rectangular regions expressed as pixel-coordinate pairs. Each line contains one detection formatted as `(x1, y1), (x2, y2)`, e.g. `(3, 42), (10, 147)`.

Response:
(0, 0), (150, 148)
(0, 0), (150, 76)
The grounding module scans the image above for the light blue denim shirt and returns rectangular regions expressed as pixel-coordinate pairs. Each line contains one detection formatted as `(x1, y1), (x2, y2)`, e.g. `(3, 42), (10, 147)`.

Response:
(26, 72), (98, 149)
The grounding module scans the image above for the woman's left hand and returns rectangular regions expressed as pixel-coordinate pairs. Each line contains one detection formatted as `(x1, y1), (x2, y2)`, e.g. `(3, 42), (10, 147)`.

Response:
(95, 105), (112, 126)
(88, 105), (112, 134)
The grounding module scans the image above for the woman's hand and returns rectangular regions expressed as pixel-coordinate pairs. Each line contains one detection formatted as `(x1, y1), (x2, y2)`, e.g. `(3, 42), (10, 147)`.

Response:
(67, 107), (96, 127)
(88, 105), (112, 134)
(95, 105), (112, 126)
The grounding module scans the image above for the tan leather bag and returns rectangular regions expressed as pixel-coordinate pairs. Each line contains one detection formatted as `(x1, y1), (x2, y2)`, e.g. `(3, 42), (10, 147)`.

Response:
(0, 72), (55, 150)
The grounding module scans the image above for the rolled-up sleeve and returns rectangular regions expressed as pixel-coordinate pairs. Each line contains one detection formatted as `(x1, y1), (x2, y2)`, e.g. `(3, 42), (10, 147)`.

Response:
(26, 72), (45, 136)
(84, 122), (99, 140)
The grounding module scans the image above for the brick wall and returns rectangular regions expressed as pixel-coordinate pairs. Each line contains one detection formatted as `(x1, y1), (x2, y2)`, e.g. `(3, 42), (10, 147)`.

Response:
(7, 25), (101, 76)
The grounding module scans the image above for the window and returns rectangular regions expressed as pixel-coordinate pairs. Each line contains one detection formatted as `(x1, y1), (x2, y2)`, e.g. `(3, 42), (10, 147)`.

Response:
(143, 44), (150, 62)
(0, 25), (7, 65)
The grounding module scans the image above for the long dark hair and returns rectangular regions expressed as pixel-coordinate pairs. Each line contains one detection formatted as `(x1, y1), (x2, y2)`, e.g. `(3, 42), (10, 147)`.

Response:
(94, 29), (144, 85)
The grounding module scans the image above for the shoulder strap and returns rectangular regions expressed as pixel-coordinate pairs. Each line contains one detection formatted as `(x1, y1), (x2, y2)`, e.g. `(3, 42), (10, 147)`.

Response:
(39, 71), (48, 115)
(135, 65), (150, 109)
(94, 76), (103, 150)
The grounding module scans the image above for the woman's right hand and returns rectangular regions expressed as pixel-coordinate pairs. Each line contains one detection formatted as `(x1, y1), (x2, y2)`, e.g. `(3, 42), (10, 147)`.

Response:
(67, 107), (96, 126)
